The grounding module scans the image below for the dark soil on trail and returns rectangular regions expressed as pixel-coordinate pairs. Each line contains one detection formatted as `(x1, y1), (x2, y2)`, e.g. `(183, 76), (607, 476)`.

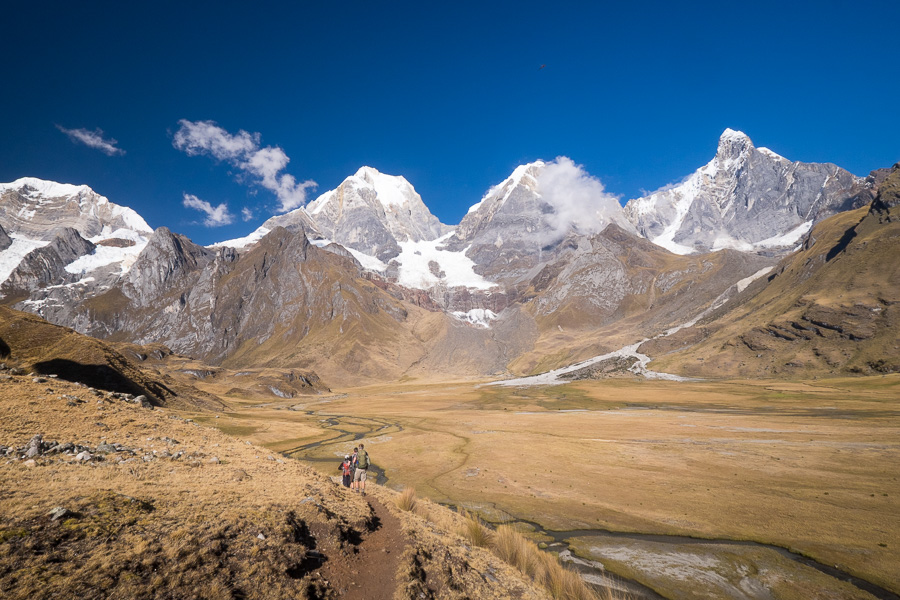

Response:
(317, 496), (409, 599)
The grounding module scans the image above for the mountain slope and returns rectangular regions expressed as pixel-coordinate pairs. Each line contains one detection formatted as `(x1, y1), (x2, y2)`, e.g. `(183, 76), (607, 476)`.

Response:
(624, 129), (868, 254)
(0, 367), (550, 600)
(13, 225), (458, 385)
(0, 177), (153, 287)
(646, 164), (900, 378)
(0, 305), (181, 406)
(506, 224), (774, 375)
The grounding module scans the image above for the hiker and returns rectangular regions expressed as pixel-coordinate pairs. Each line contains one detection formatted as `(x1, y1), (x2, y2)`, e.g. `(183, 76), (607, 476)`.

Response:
(354, 443), (370, 495)
(349, 447), (359, 491)
(338, 454), (352, 487)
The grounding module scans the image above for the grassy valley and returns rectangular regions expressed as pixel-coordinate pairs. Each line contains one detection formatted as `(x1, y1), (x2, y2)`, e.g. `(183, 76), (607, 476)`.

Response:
(190, 376), (900, 599)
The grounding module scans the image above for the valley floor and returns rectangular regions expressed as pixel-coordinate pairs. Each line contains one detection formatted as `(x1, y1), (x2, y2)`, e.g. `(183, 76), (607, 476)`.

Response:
(186, 374), (900, 600)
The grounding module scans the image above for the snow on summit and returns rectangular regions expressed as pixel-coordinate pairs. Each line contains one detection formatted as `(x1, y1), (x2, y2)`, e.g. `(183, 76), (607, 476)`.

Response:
(0, 177), (91, 200)
(622, 129), (865, 255)
(0, 177), (154, 284)
(307, 166), (418, 215)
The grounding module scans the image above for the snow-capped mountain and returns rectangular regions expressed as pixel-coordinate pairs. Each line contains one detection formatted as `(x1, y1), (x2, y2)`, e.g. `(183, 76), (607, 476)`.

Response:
(623, 129), (867, 254)
(236, 166), (449, 263)
(219, 167), (494, 293)
(445, 158), (635, 282)
(1, 145), (892, 384)
(304, 167), (449, 259)
(0, 177), (153, 286)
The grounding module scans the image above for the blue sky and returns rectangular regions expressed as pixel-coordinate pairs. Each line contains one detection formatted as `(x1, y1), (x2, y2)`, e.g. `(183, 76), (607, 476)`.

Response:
(2, 0), (898, 245)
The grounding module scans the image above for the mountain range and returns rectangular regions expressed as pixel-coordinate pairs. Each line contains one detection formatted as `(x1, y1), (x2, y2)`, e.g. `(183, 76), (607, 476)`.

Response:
(0, 130), (894, 386)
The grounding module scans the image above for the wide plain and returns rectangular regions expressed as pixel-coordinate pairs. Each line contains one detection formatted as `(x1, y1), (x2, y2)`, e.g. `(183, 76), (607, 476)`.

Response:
(188, 374), (900, 599)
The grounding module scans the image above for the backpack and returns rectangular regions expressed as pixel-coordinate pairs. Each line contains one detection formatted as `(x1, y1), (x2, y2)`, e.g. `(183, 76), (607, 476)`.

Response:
(357, 450), (369, 470)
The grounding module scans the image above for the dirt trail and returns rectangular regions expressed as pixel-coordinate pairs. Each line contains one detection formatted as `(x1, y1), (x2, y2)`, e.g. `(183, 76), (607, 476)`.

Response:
(318, 496), (409, 599)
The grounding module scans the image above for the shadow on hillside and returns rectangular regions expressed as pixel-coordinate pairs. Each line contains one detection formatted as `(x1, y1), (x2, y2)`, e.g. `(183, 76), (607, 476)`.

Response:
(33, 358), (159, 404)
(0, 337), (10, 358)
(826, 224), (858, 261)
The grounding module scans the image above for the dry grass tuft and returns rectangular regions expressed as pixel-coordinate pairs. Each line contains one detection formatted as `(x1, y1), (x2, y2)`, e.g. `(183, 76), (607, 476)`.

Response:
(458, 509), (492, 547)
(493, 525), (539, 577)
(490, 525), (614, 600)
(395, 486), (418, 512)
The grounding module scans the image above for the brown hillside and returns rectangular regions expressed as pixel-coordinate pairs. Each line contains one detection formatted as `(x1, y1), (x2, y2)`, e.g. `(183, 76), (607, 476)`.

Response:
(0, 369), (555, 599)
(508, 225), (774, 376)
(0, 306), (184, 407)
(648, 166), (900, 378)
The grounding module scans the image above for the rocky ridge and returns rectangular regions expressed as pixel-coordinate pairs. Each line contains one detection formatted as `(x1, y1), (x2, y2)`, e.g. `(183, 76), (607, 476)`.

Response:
(623, 129), (869, 254)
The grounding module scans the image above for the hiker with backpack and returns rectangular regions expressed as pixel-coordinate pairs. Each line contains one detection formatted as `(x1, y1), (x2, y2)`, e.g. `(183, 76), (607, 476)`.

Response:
(349, 447), (359, 491)
(354, 443), (370, 495)
(338, 454), (353, 487)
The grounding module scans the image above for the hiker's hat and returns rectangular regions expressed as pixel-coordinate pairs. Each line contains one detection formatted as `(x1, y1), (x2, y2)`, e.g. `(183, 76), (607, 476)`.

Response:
(344, 455), (350, 459)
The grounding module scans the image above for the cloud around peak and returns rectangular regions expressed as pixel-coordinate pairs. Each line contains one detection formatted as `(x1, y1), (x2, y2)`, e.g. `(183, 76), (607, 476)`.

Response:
(172, 119), (316, 213)
(536, 156), (627, 243)
(56, 125), (125, 156)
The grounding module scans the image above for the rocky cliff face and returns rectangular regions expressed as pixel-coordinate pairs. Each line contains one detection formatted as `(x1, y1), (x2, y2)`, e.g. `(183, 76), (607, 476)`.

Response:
(623, 129), (868, 254)
(0, 224), (11, 252)
(1, 228), (96, 295)
(868, 163), (900, 222)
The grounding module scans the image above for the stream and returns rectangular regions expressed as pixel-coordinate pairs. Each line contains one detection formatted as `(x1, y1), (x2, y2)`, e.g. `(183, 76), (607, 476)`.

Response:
(283, 412), (897, 600)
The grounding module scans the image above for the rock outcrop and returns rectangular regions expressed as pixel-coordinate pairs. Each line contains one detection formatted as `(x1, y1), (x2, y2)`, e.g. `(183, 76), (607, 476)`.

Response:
(0, 223), (11, 252)
(1, 227), (96, 294)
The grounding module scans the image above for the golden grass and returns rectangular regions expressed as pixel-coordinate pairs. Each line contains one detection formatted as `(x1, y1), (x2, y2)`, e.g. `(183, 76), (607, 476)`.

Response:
(396, 486), (418, 512)
(458, 509), (492, 547)
(269, 376), (900, 597)
(490, 525), (616, 600)
(0, 374), (559, 600)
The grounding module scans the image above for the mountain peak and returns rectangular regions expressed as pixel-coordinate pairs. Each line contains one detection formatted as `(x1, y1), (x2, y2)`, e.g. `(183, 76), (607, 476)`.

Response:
(353, 165), (387, 180)
(720, 128), (750, 141)
(0, 177), (93, 200)
(716, 128), (754, 159)
(624, 130), (866, 255)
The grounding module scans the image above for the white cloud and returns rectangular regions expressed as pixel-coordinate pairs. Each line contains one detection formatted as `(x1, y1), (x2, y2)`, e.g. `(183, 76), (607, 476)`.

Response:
(57, 125), (125, 156)
(182, 193), (234, 227)
(172, 120), (258, 160)
(241, 207), (254, 222)
(173, 119), (316, 213)
(536, 157), (628, 243)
